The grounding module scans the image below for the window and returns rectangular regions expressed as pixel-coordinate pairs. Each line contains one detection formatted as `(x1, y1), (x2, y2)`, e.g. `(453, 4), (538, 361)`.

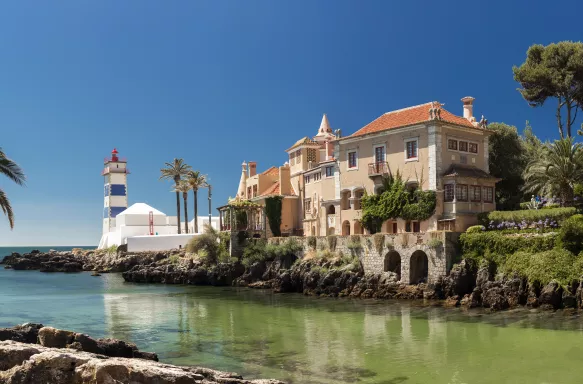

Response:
(459, 141), (468, 152)
(469, 142), (478, 154)
(374, 145), (385, 163)
(444, 184), (454, 202)
(413, 222), (420, 233)
(313, 172), (321, 182)
(305, 175), (311, 184)
(456, 184), (468, 201)
(304, 198), (311, 213)
(253, 185), (257, 198)
(348, 151), (357, 169)
(471, 186), (481, 202)
(325, 166), (334, 177)
(484, 187), (494, 203)
(290, 152), (295, 165)
(307, 148), (317, 163)
(460, 155), (467, 164)
(405, 139), (418, 160)
(247, 187), (252, 197)
(448, 139), (458, 150)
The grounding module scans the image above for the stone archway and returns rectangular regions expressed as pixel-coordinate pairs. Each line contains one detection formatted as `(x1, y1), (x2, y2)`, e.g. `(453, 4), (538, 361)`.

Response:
(409, 250), (428, 284)
(342, 220), (351, 235)
(384, 250), (401, 281)
(327, 205), (335, 215)
(353, 221), (363, 235)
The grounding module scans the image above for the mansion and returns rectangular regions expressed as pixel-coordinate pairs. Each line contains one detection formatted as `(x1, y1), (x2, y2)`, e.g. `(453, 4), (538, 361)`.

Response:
(226, 97), (498, 237)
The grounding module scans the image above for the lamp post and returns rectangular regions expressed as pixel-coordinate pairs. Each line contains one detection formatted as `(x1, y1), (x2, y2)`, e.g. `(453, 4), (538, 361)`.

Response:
(208, 184), (212, 227)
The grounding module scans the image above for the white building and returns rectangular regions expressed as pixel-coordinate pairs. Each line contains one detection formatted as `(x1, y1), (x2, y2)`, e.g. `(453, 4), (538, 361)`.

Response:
(98, 148), (220, 252)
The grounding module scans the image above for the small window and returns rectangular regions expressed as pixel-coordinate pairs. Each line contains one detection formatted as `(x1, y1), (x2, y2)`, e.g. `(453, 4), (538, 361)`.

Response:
(469, 142), (478, 154)
(448, 139), (458, 150)
(483, 187), (494, 203)
(456, 184), (468, 201)
(307, 148), (317, 163)
(471, 186), (481, 202)
(313, 172), (321, 181)
(304, 198), (311, 213)
(405, 139), (418, 160)
(460, 155), (467, 164)
(253, 185), (257, 198)
(305, 175), (311, 184)
(325, 166), (334, 177)
(413, 222), (420, 233)
(348, 151), (357, 168)
(459, 141), (468, 152)
(444, 184), (454, 202)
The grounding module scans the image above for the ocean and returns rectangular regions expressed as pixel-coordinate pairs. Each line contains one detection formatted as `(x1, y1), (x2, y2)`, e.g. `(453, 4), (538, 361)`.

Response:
(0, 246), (96, 258)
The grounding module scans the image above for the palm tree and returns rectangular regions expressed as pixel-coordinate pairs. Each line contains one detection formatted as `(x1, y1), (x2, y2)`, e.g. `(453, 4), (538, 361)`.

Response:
(185, 170), (208, 234)
(160, 159), (192, 234)
(0, 148), (26, 229)
(523, 137), (583, 206)
(174, 180), (191, 234)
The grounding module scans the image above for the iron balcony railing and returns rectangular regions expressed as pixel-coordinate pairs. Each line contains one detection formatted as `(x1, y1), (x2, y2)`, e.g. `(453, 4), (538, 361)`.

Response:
(368, 162), (389, 176)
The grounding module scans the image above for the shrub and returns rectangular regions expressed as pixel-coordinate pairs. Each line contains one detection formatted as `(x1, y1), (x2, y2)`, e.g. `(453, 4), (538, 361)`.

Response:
(466, 225), (485, 234)
(327, 235), (337, 251)
(479, 207), (575, 229)
(168, 254), (180, 264)
(427, 238), (443, 248)
(307, 236), (317, 250)
(346, 240), (363, 255)
(460, 231), (556, 262)
(186, 224), (229, 264)
(350, 235), (361, 244)
(557, 214), (583, 255)
(503, 249), (583, 287)
(241, 238), (302, 268)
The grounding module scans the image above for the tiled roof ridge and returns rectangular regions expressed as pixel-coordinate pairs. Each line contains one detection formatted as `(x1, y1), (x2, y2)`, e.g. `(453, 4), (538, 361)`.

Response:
(382, 101), (433, 116)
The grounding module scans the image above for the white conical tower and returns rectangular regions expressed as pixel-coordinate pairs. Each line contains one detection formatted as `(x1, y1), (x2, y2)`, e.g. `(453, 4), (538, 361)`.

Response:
(102, 148), (129, 235)
(237, 161), (247, 198)
(314, 113), (335, 142)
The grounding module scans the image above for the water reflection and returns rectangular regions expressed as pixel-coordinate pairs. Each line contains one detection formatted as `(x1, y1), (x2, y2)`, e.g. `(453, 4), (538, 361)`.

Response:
(100, 279), (583, 384)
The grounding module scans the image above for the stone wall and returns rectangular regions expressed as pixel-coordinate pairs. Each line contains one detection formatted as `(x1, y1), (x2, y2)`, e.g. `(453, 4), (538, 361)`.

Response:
(268, 231), (461, 284)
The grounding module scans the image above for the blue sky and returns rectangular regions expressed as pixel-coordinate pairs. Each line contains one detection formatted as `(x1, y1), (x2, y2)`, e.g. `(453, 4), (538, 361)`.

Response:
(0, 1), (581, 246)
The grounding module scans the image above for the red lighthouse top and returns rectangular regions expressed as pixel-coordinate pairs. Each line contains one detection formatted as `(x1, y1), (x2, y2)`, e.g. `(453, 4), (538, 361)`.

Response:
(111, 148), (119, 161)
(112, 148), (118, 154)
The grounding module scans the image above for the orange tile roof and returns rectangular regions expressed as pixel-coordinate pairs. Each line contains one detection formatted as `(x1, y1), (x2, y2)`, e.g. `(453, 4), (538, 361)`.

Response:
(260, 166), (279, 177)
(350, 102), (477, 137)
(287, 136), (320, 151)
(259, 181), (297, 197)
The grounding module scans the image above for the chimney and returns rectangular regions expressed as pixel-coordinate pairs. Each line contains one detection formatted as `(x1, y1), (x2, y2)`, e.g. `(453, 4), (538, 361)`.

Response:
(279, 164), (291, 195)
(461, 96), (475, 121)
(248, 161), (257, 177)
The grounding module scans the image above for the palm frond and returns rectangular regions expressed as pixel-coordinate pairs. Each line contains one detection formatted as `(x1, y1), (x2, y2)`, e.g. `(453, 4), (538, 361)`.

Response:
(0, 188), (15, 229)
(159, 158), (192, 181)
(186, 170), (208, 191)
(0, 149), (25, 186)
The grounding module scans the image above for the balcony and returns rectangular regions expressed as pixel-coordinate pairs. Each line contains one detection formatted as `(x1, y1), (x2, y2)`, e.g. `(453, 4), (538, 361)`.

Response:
(104, 157), (127, 164)
(102, 167), (131, 176)
(368, 162), (389, 177)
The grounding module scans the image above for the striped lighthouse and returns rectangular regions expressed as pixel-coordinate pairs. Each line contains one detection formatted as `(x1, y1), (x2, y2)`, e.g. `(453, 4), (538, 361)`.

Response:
(102, 148), (130, 235)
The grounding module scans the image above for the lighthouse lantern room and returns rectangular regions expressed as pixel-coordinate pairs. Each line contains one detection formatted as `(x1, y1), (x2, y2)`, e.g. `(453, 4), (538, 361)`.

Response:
(102, 148), (130, 235)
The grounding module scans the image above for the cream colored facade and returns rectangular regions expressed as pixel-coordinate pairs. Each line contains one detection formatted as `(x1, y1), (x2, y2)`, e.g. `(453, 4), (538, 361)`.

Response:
(226, 97), (498, 237)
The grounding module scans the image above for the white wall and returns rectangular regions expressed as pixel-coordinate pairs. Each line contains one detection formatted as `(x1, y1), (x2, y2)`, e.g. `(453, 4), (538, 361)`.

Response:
(117, 214), (167, 226)
(188, 217), (220, 234)
(127, 234), (195, 252)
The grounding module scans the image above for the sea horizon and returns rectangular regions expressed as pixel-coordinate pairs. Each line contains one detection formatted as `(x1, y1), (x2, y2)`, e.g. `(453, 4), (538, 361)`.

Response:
(0, 246), (97, 257)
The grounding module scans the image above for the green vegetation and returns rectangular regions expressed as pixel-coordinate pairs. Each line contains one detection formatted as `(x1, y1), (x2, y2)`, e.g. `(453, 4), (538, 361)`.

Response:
(503, 249), (583, 287)
(307, 236), (317, 250)
(265, 196), (283, 237)
(427, 238), (443, 249)
(185, 224), (229, 264)
(106, 244), (118, 256)
(0, 148), (26, 229)
(466, 225), (485, 234)
(478, 207), (575, 228)
(513, 41), (583, 139)
(241, 238), (302, 268)
(361, 171), (436, 233)
(557, 214), (583, 255)
(327, 235), (337, 251)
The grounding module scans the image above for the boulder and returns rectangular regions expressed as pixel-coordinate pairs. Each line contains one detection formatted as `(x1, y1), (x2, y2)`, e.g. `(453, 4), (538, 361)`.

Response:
(441, 259), (478, 298)
(539, 281), (563, 310)
(38, 327), (75, 348)
(0, 323), (43, 344)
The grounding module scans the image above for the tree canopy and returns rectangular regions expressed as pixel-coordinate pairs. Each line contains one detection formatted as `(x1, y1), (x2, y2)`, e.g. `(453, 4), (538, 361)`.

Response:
(513, 41), (583, 138)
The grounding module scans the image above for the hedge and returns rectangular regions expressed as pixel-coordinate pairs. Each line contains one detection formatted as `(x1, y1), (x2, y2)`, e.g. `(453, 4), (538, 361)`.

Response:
(503, 249), (583, 288)
(478, 207), (576, 228)
(459, 231), (556, 263)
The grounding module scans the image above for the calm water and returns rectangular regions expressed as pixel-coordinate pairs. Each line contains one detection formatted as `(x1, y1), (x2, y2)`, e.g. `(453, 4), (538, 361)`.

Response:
(1, 269), (583, 383)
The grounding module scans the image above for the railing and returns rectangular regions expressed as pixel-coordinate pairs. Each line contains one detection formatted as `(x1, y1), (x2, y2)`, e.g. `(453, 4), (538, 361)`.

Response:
(102, 167), (130, 176)
(104, 157), (128, 164)
(368, 162), (389, 176)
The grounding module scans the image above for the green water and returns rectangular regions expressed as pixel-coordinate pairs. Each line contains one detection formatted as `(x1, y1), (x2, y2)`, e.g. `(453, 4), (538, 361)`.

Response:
(1, 269), (582, 383)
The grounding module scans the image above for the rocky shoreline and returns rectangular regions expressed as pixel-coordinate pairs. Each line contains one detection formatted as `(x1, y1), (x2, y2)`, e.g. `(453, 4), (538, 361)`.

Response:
(3, 250), (583, 312)
(0, 323), (283, 384)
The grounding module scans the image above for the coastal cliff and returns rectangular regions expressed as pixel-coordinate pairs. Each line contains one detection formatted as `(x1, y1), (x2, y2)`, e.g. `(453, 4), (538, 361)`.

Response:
(0, 324), (283, 384)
